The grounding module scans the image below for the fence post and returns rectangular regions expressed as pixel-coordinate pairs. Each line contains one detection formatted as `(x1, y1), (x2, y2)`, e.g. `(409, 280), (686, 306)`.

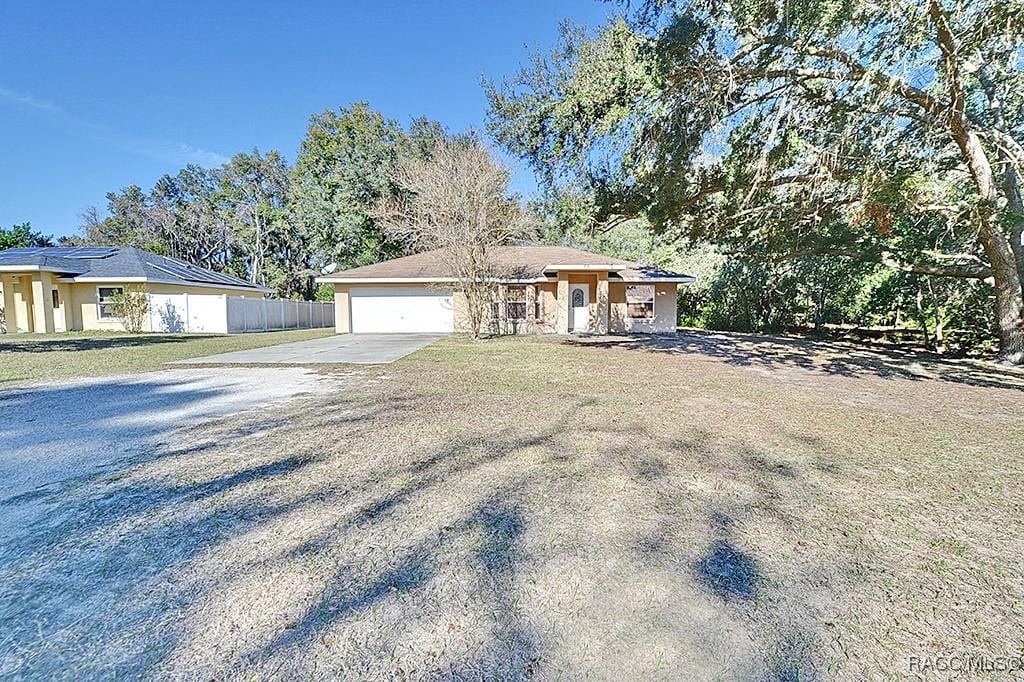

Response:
(263, 297), (268, 332)
(183, 293), (190, 333)
(280, 298), (284, 330)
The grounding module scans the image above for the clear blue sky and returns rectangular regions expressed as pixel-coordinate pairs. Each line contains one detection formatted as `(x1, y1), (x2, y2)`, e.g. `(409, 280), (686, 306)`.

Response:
(0, 1), (611, 238)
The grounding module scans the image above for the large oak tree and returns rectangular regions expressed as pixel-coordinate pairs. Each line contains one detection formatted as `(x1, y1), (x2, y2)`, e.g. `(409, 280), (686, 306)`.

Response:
(488, 0), (1024, 362)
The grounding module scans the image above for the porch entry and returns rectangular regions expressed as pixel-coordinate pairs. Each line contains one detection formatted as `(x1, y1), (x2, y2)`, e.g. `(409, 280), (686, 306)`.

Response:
(570, 284), (589, 332)
(52, 288), (66, 333)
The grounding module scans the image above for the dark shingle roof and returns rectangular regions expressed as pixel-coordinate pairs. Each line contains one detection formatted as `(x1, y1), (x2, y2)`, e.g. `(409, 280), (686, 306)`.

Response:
(0, 247), (270, 292)
(320, 245), (694, 282)
(0, 252), (90, 275)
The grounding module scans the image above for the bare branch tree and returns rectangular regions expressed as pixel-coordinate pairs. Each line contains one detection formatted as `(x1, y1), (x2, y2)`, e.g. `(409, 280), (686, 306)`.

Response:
(375, 134), (529, 338)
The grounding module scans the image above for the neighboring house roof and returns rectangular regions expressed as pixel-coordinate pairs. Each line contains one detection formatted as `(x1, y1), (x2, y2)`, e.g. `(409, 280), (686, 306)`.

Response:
(318, 245), (695, 283)
(0, 246), (272, 293)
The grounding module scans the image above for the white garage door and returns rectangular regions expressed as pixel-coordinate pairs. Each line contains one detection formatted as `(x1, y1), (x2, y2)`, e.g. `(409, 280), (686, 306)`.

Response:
(350, 287), (454, 333)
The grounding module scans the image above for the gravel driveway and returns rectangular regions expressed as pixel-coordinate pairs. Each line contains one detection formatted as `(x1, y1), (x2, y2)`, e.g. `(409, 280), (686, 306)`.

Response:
(0, 367), (344, 536)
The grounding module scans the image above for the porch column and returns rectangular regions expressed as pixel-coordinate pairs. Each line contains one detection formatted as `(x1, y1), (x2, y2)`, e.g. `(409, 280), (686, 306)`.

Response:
(1, 275), (17, 332)
(30, 273), (55, 334)
(556, 272), (569, 334)
(497, 284), (508, 334)
(334, 285), (351, 334)
(526, 285), (536, 324)
(596, 272), (609, 334)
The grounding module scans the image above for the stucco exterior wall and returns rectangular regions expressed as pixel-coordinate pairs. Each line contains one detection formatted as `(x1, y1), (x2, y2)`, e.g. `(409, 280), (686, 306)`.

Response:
(334, 284), (352, 333)
(330, 278), (679, 336)
(68, 283), (115, 332)
(3, 273), (265, 333)
(452, 290), (471, 333)
(71, 282), (264, 332)
(536, 282), (558, 332)
(609, 282), (678, 333)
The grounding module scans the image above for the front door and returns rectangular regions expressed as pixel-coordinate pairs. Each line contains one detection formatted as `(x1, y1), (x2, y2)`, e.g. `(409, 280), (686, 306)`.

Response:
(51, 288), (66, 333)
(570, 285), (589, 332)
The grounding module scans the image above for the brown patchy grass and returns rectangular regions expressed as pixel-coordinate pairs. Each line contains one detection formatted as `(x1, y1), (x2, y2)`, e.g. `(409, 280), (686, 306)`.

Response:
(1, 331), (1022, 679)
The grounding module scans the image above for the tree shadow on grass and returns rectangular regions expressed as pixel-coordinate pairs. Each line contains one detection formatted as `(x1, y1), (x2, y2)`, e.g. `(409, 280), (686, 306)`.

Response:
(247, 429), (554, 677)
(1, 384), (860, 679)
(0, 393), (576, 679)
(692, 512), (761, 601)
(258, 496), (540, 679)
(466, 501), (540, 677)
(628, 429), (841, 680)
(565, 330), (1024, 391)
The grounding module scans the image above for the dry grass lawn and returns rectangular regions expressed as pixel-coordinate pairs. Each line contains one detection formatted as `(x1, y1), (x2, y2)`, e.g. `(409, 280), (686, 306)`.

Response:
(0, 328), (334, 384)
(1, 331), (1022, 679)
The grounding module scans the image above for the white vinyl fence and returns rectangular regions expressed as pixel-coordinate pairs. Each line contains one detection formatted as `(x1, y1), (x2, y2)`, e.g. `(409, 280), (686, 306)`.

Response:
(148, 294), (334, 334)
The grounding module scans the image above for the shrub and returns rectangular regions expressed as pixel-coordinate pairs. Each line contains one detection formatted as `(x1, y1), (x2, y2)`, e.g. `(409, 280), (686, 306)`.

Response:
(110, 286), (150, 333)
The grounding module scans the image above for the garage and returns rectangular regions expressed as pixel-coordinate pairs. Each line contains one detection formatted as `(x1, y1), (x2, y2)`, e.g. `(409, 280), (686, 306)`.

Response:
(349, 287), (454, 333)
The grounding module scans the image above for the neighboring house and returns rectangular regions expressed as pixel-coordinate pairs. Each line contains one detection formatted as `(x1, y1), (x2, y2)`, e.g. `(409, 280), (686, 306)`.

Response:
(317, 245), (694, 335)
(0, 246), (271, 334)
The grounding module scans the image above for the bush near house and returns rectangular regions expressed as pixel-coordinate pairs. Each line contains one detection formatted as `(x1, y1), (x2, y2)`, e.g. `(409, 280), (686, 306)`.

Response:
(109, 286), (150, 334)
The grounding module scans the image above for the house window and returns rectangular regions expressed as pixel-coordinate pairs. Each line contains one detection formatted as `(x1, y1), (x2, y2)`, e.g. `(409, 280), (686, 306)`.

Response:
(97, 286), (123, 319)
(626, 285), (655, 319)
(51, 289), (59, 309)
(534, 289), (543, 321)
(506, 286), (527, 320)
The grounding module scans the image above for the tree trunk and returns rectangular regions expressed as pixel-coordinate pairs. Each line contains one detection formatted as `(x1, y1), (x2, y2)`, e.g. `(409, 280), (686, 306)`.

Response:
(927, 279), (947, 354)
(814, 286), (826, 334)
(914, 283), (933, 349)
(979, 223), (1024, 363)
(942, 104), (1024, 362)
(978, 66), (1024, 289)
(928, 0), (1024, 362)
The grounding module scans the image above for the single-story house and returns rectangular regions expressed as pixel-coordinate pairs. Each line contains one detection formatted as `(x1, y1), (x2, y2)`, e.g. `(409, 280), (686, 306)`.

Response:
(0, 246), (271, 333)
(317, 245), (694, 335)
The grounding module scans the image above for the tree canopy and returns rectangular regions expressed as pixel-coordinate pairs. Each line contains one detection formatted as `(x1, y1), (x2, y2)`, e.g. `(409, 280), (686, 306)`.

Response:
(0, 223), (53, 250)
(487, 0), (1024, 361)
(68, 104), (449, 300)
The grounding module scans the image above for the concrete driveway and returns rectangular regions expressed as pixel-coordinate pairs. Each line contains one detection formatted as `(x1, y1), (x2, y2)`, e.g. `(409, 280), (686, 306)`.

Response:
(171, 333), (444, 365)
